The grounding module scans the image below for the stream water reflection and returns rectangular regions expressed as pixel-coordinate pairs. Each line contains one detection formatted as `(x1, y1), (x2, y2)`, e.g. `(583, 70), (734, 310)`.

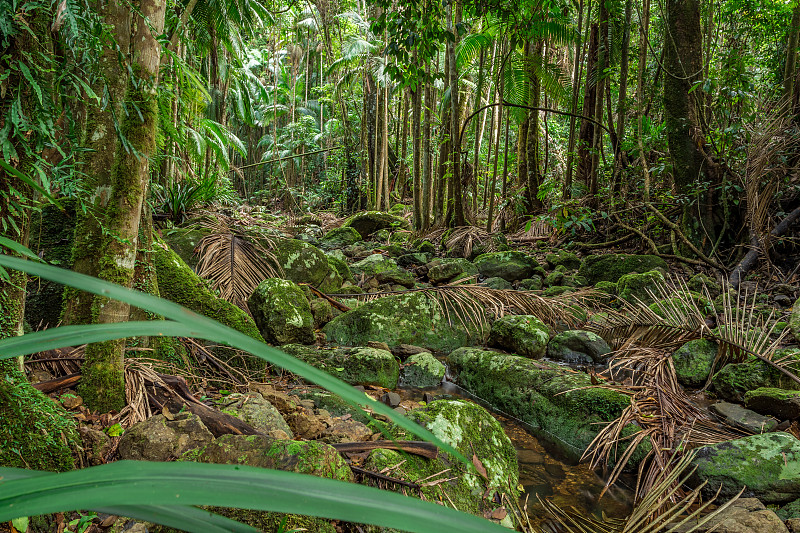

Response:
(398, 380), (634, 528)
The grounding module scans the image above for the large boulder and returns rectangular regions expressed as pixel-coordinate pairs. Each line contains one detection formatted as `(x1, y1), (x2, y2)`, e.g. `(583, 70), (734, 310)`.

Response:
(342, 211), (410, 239)
(323, 291), (488, 352)
(546, 330), (611, 364)
(153, 242), (266, 370)
(400, 352), (446, 388)
(578, 254), (667, 284)
(248, 278), (314, 345)
(672, 339), (718, 388)
(447, 348), (634, 461)
(351, 254), (414, 288)
(488, 315), (551, 359)
(271, 238), (343, 293)
(474, 251), (539, 282)
(713, 351), (800, 403)
(745, 388), (800, 420)
(426, 258), (478, 284)
(691, 432), (800, 503)
(366, 399), (518, 525)
(118, 413), (214, 462)
(281, 344), (400, 389)
(617, 270), (665, 304)
(545, 250), (581, 270)
(216, 392), (293, 438)
(318, 226), (362, 249)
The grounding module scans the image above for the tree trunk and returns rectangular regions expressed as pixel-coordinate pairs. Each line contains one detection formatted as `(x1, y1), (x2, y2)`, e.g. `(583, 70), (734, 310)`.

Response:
(447, 0), (465, 226)
(77, 0), (166, 412)
(564, 0), (588, 199)
(524, 41), (544, 214)
(611, 0), (632, 191)
(576, 24), (599, 189)
(785, 3), (800, 106)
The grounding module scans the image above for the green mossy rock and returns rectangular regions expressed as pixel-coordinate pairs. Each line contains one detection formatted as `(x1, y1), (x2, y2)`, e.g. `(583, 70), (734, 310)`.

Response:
(778, 498), (800, 520)
(414, 240), (436, 254)
(578, 254), (668, 284)
(323, 292), (488, 352)
(447, 348), (635, 462)
(272, 238), (343, 293)
(488, 315), (551, 359)
(310, 298), (335, 328)
(366, 399), (519, 521)
(352, 254), (415, 288)
(400, 352), (446, 388)
(282, 344), (400, 389)
(343, 211), (410, 239)
(744, 388), (800, 420)
(687, 273), (722, 298)
(426, 258), (478, 284)
(791, 298), (800, 344)
(325, 253), (355, 284)
(162, 225), (212, 269)
(544, 271), (565, 287)
(672, 339), (718, 388)
(546, 330), (611, 364)
(184, 434), (350, 533)
(518, 276), (543, 291)
(617, 270), (665, 304)
(713, 350), (800, 403)
(543, 285), (575, 296)
(594, 280), (617, 295)
(318, 226), (362, 249)
(216, 392), (293, 438)
(26, 201), (76, 329)
(474, 251), (539, 282)
(0, 367), (78, 471)
(153, 242), (266, 370)
(545, 250), (581, 270)
(691, 432), (800, 503)
(248, 278), (314, 345)
(482, 277), (512, 290)
(118, 412), (215, 462)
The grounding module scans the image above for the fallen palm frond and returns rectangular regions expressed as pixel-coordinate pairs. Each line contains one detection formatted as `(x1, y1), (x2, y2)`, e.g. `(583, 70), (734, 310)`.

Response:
(328, 284), (598, 332)
(509, 219), (555, 242)
(545, 450), (743, 533)
(195, 217), (283, 313)
(589, 275), (797, 387)
(440, 226), (505, 259)
(24, 344), (84, 376)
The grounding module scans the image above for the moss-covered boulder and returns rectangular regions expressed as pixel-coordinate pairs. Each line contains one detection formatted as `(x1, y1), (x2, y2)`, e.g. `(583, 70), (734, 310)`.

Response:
(713, 351), (800, 403)
(518, 277), (543, 291)
(282, 344), (400, 389)
(343, 211), (410, 239)
(216, 392), (293, 438)
(153, 242), (266, 370)
(482, 277), (512, 290)
(0, 367), (79, 471)
(791, 298), (800, 344)
(687, 273), (722, 298)
(323, 292), (488, 352)
(248, 278), (314, 345)
(162, 225), (213, 269)
(594, 280), (617, 295)
(447, 348), (634, 461)
(488, 315), (551, 359)
(690, 432), (800, 503)
(546, 330), (611, 364)
(366, 399), (518, 523)
(318, 226), (362, 250)
(474, 251), (539, 282)
(744, 388), (800, 420)
(578, 254), (668, 284)
(271, 239), (343, 293)
(118, 412), (215, 461)
(617, 270), (665, 304)
(351, 254), (415, 288)
(426, 258), (478, 284)
(672, 339), (718, 388)
(182, 434), (350, 533)
(400, 352), (446, 388)
(545, 250), (581, 270)
(325, 252), (355, 284)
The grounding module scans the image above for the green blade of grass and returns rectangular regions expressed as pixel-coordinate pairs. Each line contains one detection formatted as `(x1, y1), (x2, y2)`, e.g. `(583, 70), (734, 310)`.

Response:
(0, 254), (465, 463)
(95, 506), (261, 533)
(0, 461), (510, 533)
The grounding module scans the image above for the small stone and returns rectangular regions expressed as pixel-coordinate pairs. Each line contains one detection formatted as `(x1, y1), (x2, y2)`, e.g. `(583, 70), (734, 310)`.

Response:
(393, 406), (407, 415)
(710, 401), (778, 433)
(298, 399), (316, 410)
(391, 344), (428, 359)
(60, 394), (83, 409)
(382, 391), (402, 408)
(317, 409), (331, 419)
(776, 294), (793, 307)
(367, 341), (391, 352)
(323, 418), (372, 443)
(268, 429), (290, 440)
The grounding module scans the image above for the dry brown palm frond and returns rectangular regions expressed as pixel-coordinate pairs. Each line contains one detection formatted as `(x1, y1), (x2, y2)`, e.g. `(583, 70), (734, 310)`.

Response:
(194, 218), (283, 313)
(25, 345), (84, 376)
(509, 219), (555, 242)
(329, 284), (597, 332)
(440, 226), (505, 259)
(540, 451), (742, 533)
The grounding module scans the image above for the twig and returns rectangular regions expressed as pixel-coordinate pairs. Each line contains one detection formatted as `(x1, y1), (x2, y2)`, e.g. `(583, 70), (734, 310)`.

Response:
(644, 202), (726, 270)
(351, 465), (420, 489)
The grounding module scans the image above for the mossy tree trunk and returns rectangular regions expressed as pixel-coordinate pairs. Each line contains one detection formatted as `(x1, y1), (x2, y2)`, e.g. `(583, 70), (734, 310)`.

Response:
(0, 2), (78, 471)
(74, 0), (167, 412)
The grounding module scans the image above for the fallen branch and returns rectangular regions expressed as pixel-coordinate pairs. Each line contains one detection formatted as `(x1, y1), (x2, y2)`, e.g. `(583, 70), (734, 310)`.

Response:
(32, 373), (81, 394)
(331, 441), (438, 459)
(351, 465), (420, 489)
(729, 205), (800, 290)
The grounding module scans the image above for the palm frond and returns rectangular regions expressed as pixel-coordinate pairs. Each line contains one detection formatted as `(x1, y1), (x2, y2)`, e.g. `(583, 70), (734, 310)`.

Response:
(194, 218), (283, 313)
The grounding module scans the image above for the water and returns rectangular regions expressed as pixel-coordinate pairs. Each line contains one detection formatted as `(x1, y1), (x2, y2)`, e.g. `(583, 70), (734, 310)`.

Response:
(398, 377), (635, 527)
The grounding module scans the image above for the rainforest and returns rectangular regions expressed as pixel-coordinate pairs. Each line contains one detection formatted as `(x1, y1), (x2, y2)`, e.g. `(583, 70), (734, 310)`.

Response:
(1, 0), (800, 531)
